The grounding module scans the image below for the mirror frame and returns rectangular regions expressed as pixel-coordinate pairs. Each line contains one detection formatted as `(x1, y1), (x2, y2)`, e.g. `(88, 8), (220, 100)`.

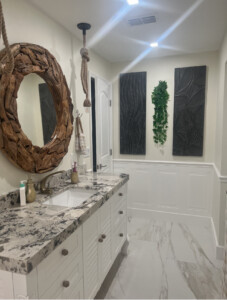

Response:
(0, 43), (74, 173)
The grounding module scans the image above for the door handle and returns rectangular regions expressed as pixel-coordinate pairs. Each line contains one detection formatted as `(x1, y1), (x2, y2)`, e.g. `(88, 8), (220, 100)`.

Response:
(97, 164), (107, 169)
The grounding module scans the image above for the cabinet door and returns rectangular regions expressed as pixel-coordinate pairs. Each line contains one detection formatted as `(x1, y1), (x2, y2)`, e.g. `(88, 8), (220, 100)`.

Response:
(0, 270), (14, 299)
(83, 210), (99, 299)
(112, 220), (127, 259)
(98, 201), (112, 282)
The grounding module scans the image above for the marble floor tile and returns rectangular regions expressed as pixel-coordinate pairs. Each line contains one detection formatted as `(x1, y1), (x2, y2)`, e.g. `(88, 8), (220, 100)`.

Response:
(128, 217), (173, 244)
(167, 223), (223, 268)
(105, 240), (167, 299)
(103, 216), (225, 299)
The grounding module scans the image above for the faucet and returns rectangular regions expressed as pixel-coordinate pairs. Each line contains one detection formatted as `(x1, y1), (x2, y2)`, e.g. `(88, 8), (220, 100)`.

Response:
(40, 171), (65, 194)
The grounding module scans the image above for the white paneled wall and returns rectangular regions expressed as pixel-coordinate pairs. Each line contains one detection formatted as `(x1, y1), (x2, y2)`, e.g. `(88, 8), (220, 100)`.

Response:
(114, 160), (213, 217)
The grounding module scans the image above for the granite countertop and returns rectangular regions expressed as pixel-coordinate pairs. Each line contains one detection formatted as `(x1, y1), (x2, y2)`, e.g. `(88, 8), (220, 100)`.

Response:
(0, 173), (129, 275)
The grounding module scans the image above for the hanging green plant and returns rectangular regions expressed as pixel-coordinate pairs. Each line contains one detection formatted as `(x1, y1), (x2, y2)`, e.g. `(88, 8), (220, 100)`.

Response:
(151, 81), (169, 145)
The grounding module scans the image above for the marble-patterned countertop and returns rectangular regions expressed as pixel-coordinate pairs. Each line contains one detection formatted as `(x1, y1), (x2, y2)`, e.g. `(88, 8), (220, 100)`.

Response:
(0, 173), (129, 275)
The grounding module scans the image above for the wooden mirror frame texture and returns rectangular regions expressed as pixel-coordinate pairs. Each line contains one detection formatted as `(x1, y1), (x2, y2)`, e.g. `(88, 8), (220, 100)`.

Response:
(0, 43), (74, 173)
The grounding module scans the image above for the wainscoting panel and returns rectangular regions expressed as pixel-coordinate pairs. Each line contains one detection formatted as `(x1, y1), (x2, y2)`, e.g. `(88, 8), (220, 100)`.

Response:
(188, 173), (209, 212)
(158, 171), (179, 210)
(114, 159), (213, 217)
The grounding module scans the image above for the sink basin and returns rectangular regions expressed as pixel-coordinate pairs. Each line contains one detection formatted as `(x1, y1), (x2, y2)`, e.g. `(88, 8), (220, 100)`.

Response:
(43, 189), (96, 208)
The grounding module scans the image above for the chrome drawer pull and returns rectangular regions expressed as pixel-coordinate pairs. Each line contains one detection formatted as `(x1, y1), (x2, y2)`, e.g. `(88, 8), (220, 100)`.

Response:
(119, 193), (123, 196)
(63, 280), (70, 288)
(61, 249), (69, 256)
(98, 238), (103, 243)
(101, 234), (106, 239)
(119, 233), (124, 237)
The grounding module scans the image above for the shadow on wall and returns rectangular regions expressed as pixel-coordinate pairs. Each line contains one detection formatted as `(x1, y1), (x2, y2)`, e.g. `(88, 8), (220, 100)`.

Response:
(0, 152), (28, 193)
(49, 29), (61, 63)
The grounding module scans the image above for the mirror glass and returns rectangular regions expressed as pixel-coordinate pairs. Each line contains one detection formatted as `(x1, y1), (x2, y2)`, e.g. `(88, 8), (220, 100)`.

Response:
(17, 74), (57, 147)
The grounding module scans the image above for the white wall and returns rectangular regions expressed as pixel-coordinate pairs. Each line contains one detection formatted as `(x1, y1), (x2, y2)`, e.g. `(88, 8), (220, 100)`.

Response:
(0, 0), (112, 194)
(212, 31), (227, 247)
(215, 32), (227, 175)
(112, 51), (219, 163)
(112, 51), (227, 250)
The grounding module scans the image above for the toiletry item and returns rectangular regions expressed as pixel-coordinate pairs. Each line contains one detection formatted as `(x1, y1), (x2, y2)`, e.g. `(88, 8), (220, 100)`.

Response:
(20, 181), (26, 206)
(26, 177), (36, 203)
(71, 162), (79, 184)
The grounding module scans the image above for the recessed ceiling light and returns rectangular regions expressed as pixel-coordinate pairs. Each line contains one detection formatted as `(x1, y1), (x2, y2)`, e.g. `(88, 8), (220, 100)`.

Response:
(127, 0), (139, 5)
(150, 42), (158, 48)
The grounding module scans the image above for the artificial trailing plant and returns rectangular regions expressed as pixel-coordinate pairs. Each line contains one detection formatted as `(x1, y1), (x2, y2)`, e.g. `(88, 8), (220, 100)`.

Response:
(151, 80), (169, 145)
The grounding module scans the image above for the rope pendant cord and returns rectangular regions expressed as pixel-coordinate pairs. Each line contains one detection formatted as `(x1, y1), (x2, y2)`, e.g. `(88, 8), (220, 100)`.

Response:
(80, 31), (91, 107)
(0, 0), (14, 75)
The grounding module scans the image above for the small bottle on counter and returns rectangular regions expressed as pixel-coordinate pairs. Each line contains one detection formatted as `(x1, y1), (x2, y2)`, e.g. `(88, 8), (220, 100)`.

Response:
(26, 176), (36, 203)
(71, 162), (79, 184)
(20, 180), (26, 206)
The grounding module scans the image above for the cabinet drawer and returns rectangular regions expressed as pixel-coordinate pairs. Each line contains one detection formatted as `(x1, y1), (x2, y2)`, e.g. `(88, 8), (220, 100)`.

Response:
(112, 220), (127, 260)
(111, 185), (127, 231)
(111, 199), (127, 231)
(38, 227), (82, 296)
(40, 250), (83, 299)
(64, 277), (84, 299)
(114, 185), (127, 206)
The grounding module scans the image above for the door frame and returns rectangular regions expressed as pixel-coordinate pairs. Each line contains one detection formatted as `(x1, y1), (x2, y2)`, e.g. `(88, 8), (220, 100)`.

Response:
(89, 71), (113, 172)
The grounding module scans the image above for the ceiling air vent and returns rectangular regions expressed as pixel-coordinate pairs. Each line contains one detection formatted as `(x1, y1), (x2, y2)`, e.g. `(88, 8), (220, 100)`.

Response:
(128, 15), (156, 26)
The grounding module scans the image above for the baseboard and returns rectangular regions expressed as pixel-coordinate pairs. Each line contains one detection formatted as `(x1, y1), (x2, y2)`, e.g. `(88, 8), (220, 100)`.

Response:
(211, 218), (225, 260)
(128, 207), (211, 226)
(128, 207), (225, 261)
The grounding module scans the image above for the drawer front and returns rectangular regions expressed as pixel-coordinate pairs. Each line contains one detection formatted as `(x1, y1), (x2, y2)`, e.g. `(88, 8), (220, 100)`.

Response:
(111, 198), (127, 231)
(111, 184), (127, 232)
(38, 227), (82, 296)
(83, 210), (99, 299)
(98, 201), (112, 283)
(64, 278), (84, 299)
(114, 185), (127, 206)
(112, 220), (127, 260)
(40, 250), (83, 299)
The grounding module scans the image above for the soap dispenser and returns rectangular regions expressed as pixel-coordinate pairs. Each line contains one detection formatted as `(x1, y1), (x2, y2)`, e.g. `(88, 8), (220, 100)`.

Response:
(26, 176), (36, 203)
(71, 162), (79, 184)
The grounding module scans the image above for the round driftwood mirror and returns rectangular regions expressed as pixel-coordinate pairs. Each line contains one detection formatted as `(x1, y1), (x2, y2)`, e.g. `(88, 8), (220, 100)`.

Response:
(0, 43), (73, 173)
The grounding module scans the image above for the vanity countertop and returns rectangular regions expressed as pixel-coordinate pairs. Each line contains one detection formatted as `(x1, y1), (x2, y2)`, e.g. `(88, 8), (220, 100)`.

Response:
(0, 173), (129, 275)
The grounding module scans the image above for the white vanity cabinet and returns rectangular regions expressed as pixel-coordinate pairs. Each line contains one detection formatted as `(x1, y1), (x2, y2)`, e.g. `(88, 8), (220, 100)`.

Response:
(111, 186), (127, 258)
(37, 227), (83, 299)
(83, 200), (112, 299)
(0, 183), (128, 299)
(83, 184), (127, 299)
(12, 228), (84, 300)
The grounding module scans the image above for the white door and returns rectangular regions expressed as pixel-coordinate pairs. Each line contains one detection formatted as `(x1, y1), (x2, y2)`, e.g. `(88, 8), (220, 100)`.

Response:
(96, 77), (112, 173)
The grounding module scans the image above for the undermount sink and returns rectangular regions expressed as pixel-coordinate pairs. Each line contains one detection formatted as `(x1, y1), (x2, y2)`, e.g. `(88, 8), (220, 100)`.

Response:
(43, 189), (96, 208)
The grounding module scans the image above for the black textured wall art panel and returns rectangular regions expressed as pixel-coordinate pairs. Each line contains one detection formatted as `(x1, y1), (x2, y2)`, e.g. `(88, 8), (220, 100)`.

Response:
(39, 83), (57, 145)
(120, 72), (146, 155)
(173, 66), (206, 156)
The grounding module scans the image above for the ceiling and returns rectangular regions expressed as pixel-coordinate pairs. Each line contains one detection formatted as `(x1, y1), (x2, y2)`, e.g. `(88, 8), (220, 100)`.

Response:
(28, 0), (227, 63)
